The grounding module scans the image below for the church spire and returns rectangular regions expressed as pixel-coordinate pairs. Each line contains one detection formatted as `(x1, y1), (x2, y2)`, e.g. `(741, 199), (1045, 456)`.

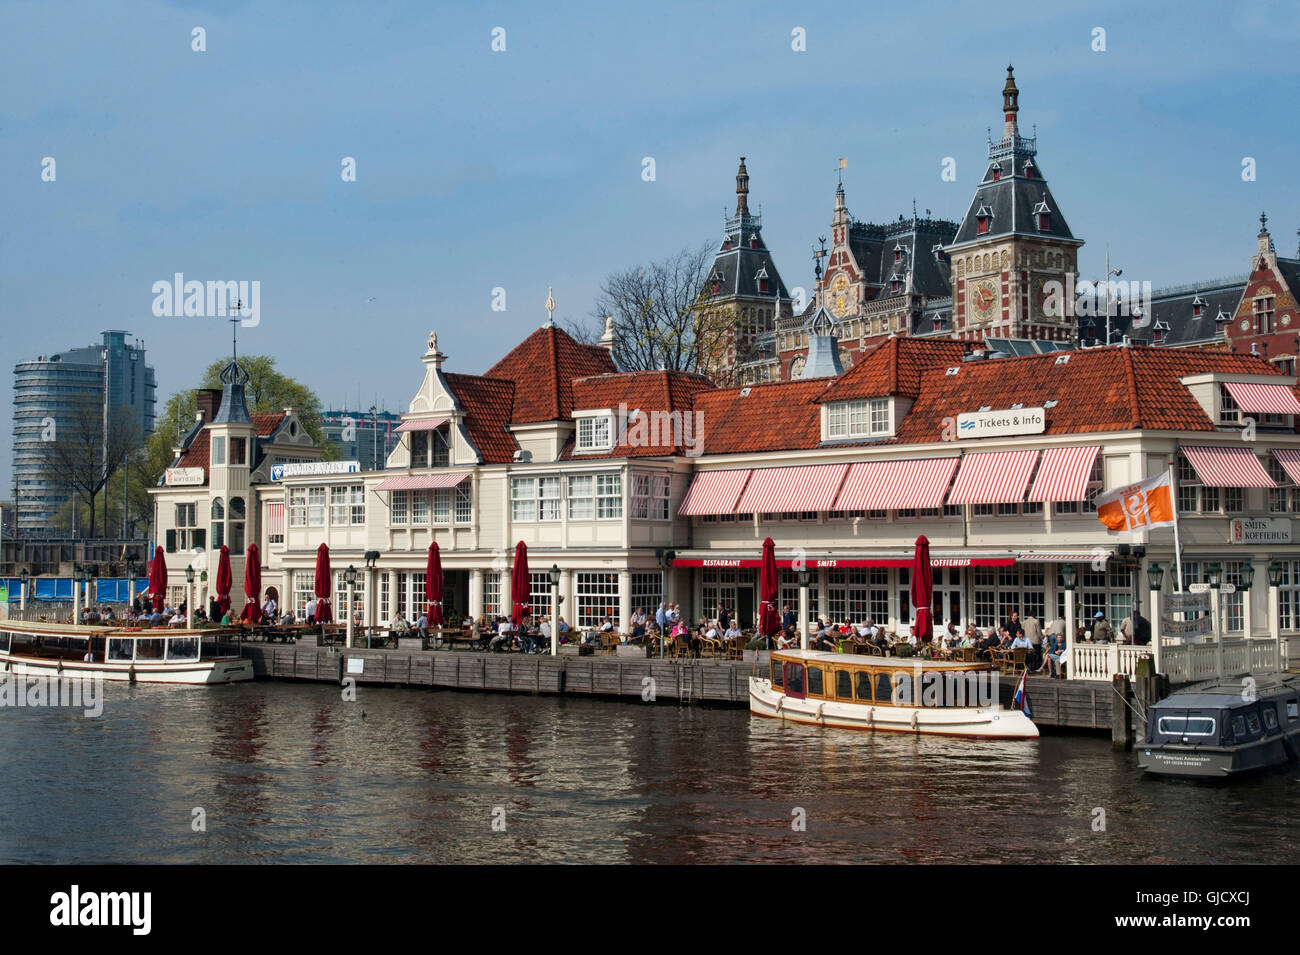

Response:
(1002, 65), (1020, 141)
(735, 157), (750, 217)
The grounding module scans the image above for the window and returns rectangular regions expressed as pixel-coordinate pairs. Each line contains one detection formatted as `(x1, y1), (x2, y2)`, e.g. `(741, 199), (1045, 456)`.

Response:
(350, 485), (365, 525)
(169, 503), (203, 552)
(976, 216), (990, 235)
(289, 488), (307, 527)
(870, 398), (889, 435)
(333, 569), (365, 622)
(330, 486), (349, 526)
(827, 404), (847, 438)
(307, 487), (325, 526)
(597, 473), (623, 519)
(806, 666), (824, 697)
(1255, 295), (1275, 335)
(431, 429), (450, 467)
(568, 475), (593, 520)
(827, 399), (889, 439)
(228, 497), (245, 552)
(380, 572), (391, 621)
(411, 490), (429, 524)
(576, 572), (619, 628)
(538, 477), (561, 521)
(1267, 458), (1298, 513)
(292, 570), (315, 619)
(1081, 458), (1104, 513)
(1157, 717), (1216, 738)
(230, 437), (246, 466)
(432, 489), (450, 524)
(455, 483), (473, 524)
(410, 431), (428, 467)
(211, 435), (226, 466)
(511, 477), (535, 522)
(483, 572), (501, 616)
(1223, 561), (1247, 633)
(1220, 385), (1240, 424)
(631, 472), (671, 521)
(1038, 212), (1050, 231)
(576, 415), (612, 451)
(631, 573), (662, 618)
(391, 490), (409, 525)
(210, 498), (225, 549)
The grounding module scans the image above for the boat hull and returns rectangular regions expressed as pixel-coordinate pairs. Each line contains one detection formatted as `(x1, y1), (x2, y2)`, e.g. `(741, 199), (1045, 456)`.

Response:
(748, 677), (1039, 739)
(0, 652), (253, 685)
(1138, 737), (1293, 778)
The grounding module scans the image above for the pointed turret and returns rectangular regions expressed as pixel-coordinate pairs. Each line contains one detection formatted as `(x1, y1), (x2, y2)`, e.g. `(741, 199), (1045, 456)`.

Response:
(1002, 64), (1019, 141)
(735, 157), (750, 217)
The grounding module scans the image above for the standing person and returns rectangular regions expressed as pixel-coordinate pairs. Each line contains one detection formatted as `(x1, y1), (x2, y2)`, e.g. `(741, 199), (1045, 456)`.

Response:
(1023, 613), (1043, 671)
(1091, 611), (1113, 643)
(717, 603), (730, 632)
(1002, 610), (1025, 643)
(305, 595), (318, 626)
(655, 601), (668, 633)
(782, 603), (795, 632)
(1132, 607), (1151, 646)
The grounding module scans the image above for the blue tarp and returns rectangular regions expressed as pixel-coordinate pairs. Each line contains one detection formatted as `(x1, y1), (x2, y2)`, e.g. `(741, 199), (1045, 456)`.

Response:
(3, 578), (148, 602)
(33, 578), (74, 601)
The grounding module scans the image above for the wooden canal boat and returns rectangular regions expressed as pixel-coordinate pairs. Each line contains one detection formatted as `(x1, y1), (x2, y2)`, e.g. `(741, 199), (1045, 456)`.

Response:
(749, 649), (1038, 739)
(1138, 673), (1300, 778)
(0, 620), (253, 685)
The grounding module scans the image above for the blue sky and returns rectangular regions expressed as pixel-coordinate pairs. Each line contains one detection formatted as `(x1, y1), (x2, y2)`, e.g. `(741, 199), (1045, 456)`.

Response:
(3, 0), (1298, 497)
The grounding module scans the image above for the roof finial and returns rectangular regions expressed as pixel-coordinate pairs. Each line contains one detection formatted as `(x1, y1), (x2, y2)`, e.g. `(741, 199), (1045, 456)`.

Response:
(544, 287), (556, 327)
(1259, 210), (1269, 235)
(1001, 65), (1020, 141)
(837, 156), (847, 186)
(735, 157), (750, 217)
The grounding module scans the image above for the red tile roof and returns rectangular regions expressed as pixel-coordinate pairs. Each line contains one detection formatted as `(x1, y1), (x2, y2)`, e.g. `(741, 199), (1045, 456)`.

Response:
(565, 370), (717, 458)
(444, 373), (519, 464)
(251, 413), (286, 436)
(175, 431), (210, 471)
(819, 336), (974, 403)
(485, 326), (617, 424)
(693, 378), (833, 455)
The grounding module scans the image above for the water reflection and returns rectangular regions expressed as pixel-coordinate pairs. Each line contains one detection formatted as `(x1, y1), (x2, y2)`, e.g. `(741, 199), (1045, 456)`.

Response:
(0, 681), (1294, 863)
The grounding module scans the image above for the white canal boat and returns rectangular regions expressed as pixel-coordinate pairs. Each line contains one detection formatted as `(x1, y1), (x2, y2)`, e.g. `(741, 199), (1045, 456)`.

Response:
(749, 648), (1038, 739)
(0, 621), (253, 685)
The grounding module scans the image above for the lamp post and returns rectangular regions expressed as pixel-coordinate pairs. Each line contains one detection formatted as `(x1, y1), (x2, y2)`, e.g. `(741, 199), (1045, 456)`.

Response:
(71, 563), (82, 625)
(1268, 560), (1284, 664)
(1207, 561), (1223, 678)
(1147, 562), (1164, 676)
(364, 550), (380, 639)
(798, 565), (811, 651)
(19, 568), (28, 613)
(656, 548), (674, 659)
(1061, 563), (1077, 679)
(549, 563), (561, 657)
(345, 564), (358, 648)
(200, 569), (208, 617)
(185, 564), (195, 626)
(126, 553), (138, 608)
(1238, 561), (1255, 644)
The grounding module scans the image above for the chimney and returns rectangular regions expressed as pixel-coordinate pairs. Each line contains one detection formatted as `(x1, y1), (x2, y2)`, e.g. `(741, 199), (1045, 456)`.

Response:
(195, 388), (223, 423)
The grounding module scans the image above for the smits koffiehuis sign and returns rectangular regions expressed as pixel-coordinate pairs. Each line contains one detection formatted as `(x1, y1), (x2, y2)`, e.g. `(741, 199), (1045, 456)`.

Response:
(1230, 518), (1291, 544)
(956, 407), (1046, 439)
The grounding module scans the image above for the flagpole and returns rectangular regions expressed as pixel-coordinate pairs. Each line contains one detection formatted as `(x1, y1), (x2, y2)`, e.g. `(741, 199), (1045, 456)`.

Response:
(1168, 456), (1183, 594)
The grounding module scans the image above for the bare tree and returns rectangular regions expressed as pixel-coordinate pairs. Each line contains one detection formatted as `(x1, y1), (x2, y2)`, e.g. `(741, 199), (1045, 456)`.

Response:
(36, 398), (142, 539)
(583, 243), (736, 380)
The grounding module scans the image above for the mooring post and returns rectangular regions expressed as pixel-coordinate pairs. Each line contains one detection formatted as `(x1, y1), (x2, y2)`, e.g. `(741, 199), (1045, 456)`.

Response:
(1111, 673), (1133, 750)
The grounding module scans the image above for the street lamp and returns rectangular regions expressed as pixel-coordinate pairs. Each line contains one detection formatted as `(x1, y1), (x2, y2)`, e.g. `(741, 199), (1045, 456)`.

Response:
(19, 568), (28, 612)
(200, 569), (208, 614)
(185, 565), (195, 623)
(1146, 562), (1164, 674)
(364, 550), (380, 635)
(656, 548), (675, 658)
(548, 563), (561, 656)
(1061, 563), (1077, 679)
(798, 565), (812, 651)
(1146, 562), (1164, 592)
(344, 564), (358, 648)
(1268, 560), (1284, 653)
(1207, 562), (1222, 590)
(1206, 562), (1223, 677)
(1239, 562), (1256, 643)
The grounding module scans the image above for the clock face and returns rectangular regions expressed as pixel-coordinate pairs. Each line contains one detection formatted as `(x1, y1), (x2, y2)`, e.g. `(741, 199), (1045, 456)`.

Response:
(970, 279), (998, 321)
(1031, 276), (1051, 317)
(1239, 318), (1251, 332)
(830, 273), (851, 317)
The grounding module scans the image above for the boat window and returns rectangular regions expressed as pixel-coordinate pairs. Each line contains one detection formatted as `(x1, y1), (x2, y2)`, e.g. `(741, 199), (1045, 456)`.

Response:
(771, 661), (784, 687)
(1263, 707), (1279, 732)
(1287, 700), (1299, 722)
(108, 638), (134, 661)
(806, 666), (824, 697)
(0, 631), (9, 652)
(835, 670), (853, 700)
(1246, 712), (1262, 735)
(855, 671), (873, 702)
(136, 638), (165, 661)
(166, 637), (200, 662)
(1157, 716), (1215, 737)
(784, 663), (805, 698)
(1232, 715), (1247, 738)
(875, 672), (893, 704)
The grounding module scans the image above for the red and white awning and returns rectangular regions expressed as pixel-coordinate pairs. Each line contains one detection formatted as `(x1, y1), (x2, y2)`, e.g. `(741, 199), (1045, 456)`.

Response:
(1019, 551), (1109, 563)
(736, 464), (848, 513)
(393, 417), (449, 434)
(374, 472), (471, 492)
(1224, 382), (1300, 415)
(1181, 446), (1275, 488)
(833, 458), (960, 511)
(672, 554), (1016, 569)
(266, 502), (285, 537)
(946, 450), (1040, 505)
(1028, 446), (1100, 502)
(677, 469), (752, 516)
(1272, 448), (1300, 485)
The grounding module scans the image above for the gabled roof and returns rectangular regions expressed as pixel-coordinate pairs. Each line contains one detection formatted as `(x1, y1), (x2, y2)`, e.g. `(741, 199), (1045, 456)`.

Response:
(563, 369), (717, 458)
(818, 337), (973, 403)
(485, 325), (617, 424)
(169, 412), (290, 478)
(443, 372), (518, 464)
(950, 150), (1079, 248)
(1110, 278), (1246, 347)
(692, 378), (832, 455)
(251, 413), (287, 437)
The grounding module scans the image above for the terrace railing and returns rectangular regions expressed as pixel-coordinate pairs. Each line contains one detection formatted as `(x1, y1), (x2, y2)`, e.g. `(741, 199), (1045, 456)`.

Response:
(1067, 637), (1284, 684)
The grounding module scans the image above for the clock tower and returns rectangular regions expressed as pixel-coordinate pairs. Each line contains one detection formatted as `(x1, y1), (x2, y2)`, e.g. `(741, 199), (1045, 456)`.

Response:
(947, 66), (1083, 342)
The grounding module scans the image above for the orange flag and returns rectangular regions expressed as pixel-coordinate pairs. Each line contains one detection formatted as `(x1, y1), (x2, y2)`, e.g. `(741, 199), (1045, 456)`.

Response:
(1095, 472), (1176, 533)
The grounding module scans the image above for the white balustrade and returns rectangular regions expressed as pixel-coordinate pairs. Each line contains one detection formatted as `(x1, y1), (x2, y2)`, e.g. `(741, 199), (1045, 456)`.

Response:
(1064, 636), (1282, 683)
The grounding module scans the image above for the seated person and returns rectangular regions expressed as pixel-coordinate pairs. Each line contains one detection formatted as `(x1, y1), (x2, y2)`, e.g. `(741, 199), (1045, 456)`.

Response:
(724, 623), (742, 642)
(1041, 632), (1067, 677)
(518, 617), (537, 654)
(415, 612), (429, 637)
(598, 617), (615, 633)
(1010, 632), (1033, 655)
(776, 629), (795, 650)
(629, 608), (648, 639)
(489, 619), (514, 652)
(813, 627), (838, 652)
(391, 611), (410, 635)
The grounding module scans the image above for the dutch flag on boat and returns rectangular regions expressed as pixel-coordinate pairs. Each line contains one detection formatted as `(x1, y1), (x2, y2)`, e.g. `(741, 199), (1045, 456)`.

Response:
(1012, 669), (1031, 718)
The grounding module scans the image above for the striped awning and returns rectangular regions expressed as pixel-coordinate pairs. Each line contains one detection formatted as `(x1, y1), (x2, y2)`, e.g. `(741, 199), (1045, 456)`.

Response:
(393, 417), (449, 433)
(678, 469), (752, 516)
(374, 472), (471, 492)
(1182, 446), (1275, 488)
(1028, 446), (1100, 502)
(736, 464), (848, 513)
(946, 450), (1040, 505)
(1224, 382), (1300, 415)
(1272, 448), (1300, 485)
(266, 502), (285, 537)
(1019, 551), (1109, 564)
(834, 458), (960, 511)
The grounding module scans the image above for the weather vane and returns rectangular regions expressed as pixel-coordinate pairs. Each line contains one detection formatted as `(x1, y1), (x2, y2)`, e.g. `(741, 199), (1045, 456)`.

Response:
(545, 287), (556, 327)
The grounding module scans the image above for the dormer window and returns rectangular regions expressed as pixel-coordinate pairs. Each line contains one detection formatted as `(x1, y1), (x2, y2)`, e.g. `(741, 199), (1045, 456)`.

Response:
(1215, 308), (1229, 334)
(991, 162), (1002, 181)
(722, 238), (731, 252)
(756, 267), (770, 294)
(1154, 320), (1171, 344)
(889, 273), (901, 293)
(893, 243), (904, 262)
(1023, 158), (1035, 178)
(1033, 199), (1052, 232)
(1192, 294), (1206, 318)
(749, 234), (759, 249)
(975, 205), (993, 235)
(576, 413), (613, 452)
(825, 398), (890, 439)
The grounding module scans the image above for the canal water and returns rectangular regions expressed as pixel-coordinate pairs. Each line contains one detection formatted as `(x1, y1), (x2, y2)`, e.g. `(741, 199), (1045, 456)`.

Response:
(0, 681), (1294, 864)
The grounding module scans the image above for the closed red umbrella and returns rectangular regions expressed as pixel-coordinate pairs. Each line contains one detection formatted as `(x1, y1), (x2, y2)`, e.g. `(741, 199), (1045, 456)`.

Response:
(510, 541), (529, 627)
(148, 545), (168, 607)
(215, 545), (232, 616)
(314, 542), (333, 625)
(426, 542), (444, 628)
(759, 536), (780, 638)
(910, 534), (934, 644)
(240, 543), (261, 624)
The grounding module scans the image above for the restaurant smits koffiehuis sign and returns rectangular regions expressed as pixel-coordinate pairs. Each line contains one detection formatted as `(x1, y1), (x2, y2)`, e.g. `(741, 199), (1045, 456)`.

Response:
(1229, 517), (1292, 544)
